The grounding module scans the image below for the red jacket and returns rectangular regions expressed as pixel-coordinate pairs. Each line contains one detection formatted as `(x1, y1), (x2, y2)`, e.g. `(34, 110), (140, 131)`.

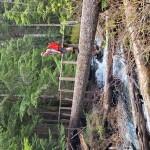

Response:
(47, 42), (61, 51)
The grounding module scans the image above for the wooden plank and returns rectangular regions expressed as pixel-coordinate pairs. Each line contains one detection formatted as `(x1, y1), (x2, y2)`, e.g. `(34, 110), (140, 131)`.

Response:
(60, 107), (71, 110)
(64, 98), (72, 101)
(59, 77), (75, 81)
(66, 21), (80, 24)
(42, 119), (69, 124)
(42, 118), (69, 122)
(42, 119), (58, 124)
(0, 94), (55, 99)
(59, 89), (74, 93)
(62, 61), (77, 64)
(61, 113), (71, 117)
(39, 111), (58, 115)
(18, 24), (75, 27)
(58, 25), (65, 123)
(59, 89), (95, 93)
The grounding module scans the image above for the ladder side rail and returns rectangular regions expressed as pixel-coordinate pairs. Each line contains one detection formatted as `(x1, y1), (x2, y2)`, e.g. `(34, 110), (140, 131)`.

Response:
(58, 24), (65, 123)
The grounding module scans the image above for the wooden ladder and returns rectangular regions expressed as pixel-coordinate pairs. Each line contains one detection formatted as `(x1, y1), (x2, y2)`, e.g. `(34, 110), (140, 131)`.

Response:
(58, 53), (77, 123)
(58, 23), (78, 124)
(57, 21), (94, 125)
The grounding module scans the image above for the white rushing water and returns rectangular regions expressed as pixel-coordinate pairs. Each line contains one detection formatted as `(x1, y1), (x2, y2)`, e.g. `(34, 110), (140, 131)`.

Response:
(95, 38), (107, 89)
(94, 37), (139, 149)
(95, 38), (128, 89)
(93, 37), (150, 148)
(113, 46), (128, 85)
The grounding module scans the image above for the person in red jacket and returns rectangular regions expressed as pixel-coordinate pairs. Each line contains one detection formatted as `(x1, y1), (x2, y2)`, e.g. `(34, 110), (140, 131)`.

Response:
(41, 42), (76, 57)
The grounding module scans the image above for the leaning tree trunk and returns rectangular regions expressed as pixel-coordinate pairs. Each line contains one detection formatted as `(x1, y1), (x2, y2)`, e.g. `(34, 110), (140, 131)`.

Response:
(123, 0), (150, 131)
(128, 68), (149, 150)
(68, 0), (100, 147)
(102, 12), (114, 124)
(124, 48), (149, 149)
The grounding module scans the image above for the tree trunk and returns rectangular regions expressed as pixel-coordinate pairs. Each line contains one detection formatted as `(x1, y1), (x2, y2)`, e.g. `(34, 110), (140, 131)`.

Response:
(102, 12), (114, 123)
(127, 64), (149, 150)
(68, 0), (100, 147)
(123, 1), (150, 149)
(123, 0), (150, 132)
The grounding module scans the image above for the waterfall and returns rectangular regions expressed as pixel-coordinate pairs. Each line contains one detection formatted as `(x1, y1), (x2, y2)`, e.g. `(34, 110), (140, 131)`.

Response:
(95, 38), (108, 89)
(93, 37), (139, 149)
(94, 40), (128, 88)
(113, 46), (128, 85)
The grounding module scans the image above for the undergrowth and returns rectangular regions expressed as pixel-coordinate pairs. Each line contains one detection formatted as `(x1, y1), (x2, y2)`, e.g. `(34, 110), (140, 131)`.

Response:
(84, 113), (105, 148)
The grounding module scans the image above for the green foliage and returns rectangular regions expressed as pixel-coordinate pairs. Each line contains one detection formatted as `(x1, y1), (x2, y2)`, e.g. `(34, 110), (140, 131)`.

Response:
(0, 36), (69, 149)
(0, 3), (75, 147)
(0, 17), (10, 41)
(101, 0), (107, 11)
(0, 98), (38, 150)
(85, 113), (105, 141)
(3, 0), (72, 25)
(70, 24), (80, 44)
(31, 125), (66, 150)
(23, 138), (32, 150)
(58, 125), (66, 150)
(0, 36), (62, 119)
(101, 39), (107, 51)
(31, 130), (57, 150)
(0, 33), (76, 148)
(0, 126), (19, 150)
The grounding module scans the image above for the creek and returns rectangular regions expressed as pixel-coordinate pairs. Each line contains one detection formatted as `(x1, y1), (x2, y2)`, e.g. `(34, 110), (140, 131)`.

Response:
(93, 37), (140, 149)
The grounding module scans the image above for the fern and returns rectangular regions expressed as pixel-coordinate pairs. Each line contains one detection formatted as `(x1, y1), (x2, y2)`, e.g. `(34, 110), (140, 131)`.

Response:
(85, 113), (105, 141)
(49, 69), (58, 86)
(59, 125), (66, 150)
(52, 55), (61, 72)
(20, 98), (29, 120)
(23, 138), (32, 150)
(30, 89), (41, 107)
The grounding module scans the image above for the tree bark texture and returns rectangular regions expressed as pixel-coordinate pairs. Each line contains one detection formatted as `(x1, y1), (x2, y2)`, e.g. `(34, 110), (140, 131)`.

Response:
(123, 1), (150, 149)
(123, 0), (150, 129)
(127, 67), (149, 150)
(68, 0), (100, 138)
(103, 12), (114, 123)
(79, 133), (89, 150)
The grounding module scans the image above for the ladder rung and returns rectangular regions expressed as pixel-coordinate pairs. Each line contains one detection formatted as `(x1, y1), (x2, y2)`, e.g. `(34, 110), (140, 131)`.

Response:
(59, 89), (94, 93)
(60, 107), (71, 110)
(61, 113), (71, 117)
(62, 61), (77, 64)
(64, 98), (72, 101)
(59, 89), (74, 93)
(59, 77), (75, 81)
(42, 119), (58, 124)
